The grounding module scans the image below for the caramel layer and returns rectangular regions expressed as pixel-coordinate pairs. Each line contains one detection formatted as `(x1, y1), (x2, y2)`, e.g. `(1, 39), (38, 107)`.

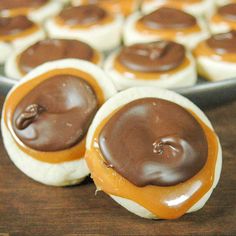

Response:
(55, 5), (114, 29)
(0, 25), (39, 42)
(211, 14), (236, 30)
(194, 41), (236, 63)
(1, 7), (31, 17)
(4, 68), (105, 163)
(85, 109), (218, 219)
(0, 0), (47, 17)
(80, 0), (137, 16)
(114, 56), (191, 80)
(55, 15), (113, 29)
(136, 20), (201, 38)
(144, 0), (202, 8)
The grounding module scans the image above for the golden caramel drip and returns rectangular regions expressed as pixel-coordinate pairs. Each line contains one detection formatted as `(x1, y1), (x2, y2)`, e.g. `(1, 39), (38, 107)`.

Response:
(85, 109), (218, 219)
(0, 25), (39, 42)
(4, 68), (105, 164)
(194, 41), (236, 63)
(114, 56), (191, 80)
(211, 14), (236, 30)
(80, 0), (137, 16)
(136, 20), (201, 38)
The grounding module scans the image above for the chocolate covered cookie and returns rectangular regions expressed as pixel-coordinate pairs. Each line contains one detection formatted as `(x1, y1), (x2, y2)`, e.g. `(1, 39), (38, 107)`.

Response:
(141, 0), (215, 17)
(85, 87), (222, 219)
(0, 0), (63, 23)
(1, 59), (117, 186)
(124, 7), (210, 49)
(46, 4), (123, 51)
(5, 38), (102, 79)
(104, 41), (196, 90)
(194, 30), (236, 81)
(209, 3), (236, 34)
(0, 15), (45, 63)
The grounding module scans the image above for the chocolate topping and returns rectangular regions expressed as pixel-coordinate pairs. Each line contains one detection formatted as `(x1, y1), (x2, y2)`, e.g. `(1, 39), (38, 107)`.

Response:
(0, 0), (48, 11)
(207, 31), (236, 54)
(16, 104), (45, 130)
(218, 3), (236, 21)
(99, 98), (208, 187)
(59, 5), (107, 26)
(117, 41), (185, 73)
(140, 7), (197, 30)
(83, 0), (111, 3)
(13, 75), (98, 152)
(19, 39), (95, 74)
(0, 15), (34, 37)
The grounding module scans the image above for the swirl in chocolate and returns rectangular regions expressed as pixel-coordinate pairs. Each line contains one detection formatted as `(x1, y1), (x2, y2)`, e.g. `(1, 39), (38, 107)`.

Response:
(218, 3), (236, 21)
(13, 75), (98, 152)
(207, 31), (236, 54)
(19, 39), (95, 74)
(99, 98), (208, 187)
(117, 41), (185, 73)
(0, 15), (34, 37)
(59, 5), (107, 26)
(139, 7), (197, 30)
(0, 0), (48, 11)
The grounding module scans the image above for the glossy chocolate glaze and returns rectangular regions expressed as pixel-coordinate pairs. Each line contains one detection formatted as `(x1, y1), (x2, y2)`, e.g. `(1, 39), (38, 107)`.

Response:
(59, 5), (107, 26)
(0, 0), (48, 10)
(83, 0), (107, 2)
(84, 0), (112, 2)
(140, 7), (197, 30)
(99, 98), (208, 187)
(117, 41), (185, 72)
(19, 39), (95, 74)
(0, 15), (34, 36)
(207, 31), (236, 54)
(13, 75), (98, 152)
(218, 3), (236, 21)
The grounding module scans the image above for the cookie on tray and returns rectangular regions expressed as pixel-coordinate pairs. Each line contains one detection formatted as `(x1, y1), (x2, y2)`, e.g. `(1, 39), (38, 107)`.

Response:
(5, 38), (103, 80)
(104, 40), (197, 90)
(123, 7), (210, 49)
(194, 30), (236, 81)
(45, 4), (123, 51)
(0, 15), (45, 64)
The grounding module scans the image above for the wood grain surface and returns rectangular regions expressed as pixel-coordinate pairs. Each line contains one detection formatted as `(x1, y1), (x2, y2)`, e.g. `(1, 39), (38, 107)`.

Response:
(0, 95), (235, 236)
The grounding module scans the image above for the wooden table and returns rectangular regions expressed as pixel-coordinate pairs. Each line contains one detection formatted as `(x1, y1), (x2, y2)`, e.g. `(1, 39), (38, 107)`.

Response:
(0, 95), (235, 236)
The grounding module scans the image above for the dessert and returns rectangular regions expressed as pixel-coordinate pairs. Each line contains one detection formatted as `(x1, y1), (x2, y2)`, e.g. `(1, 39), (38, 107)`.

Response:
(1, 59), (117, 186)
(85, 87), (222, 219)
(194, 30), (236, 81)
(72, 0), (139, 17)
(5, 38), (103, 80)
(216, 0), (236, 6)
(123, 7), (209, 49)
(0, 15), (45, 64)
(46, 4), (123, 51)
(0, 0), (63, 24)
(104, 41), (197, 90)
(141, 0), (215, 17)
(208, 3), (236, 33)
(58, 0), (72, 4)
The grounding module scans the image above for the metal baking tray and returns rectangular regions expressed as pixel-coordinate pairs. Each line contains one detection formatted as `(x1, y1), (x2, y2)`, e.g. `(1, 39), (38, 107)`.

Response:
(1, 65), (236, 108)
